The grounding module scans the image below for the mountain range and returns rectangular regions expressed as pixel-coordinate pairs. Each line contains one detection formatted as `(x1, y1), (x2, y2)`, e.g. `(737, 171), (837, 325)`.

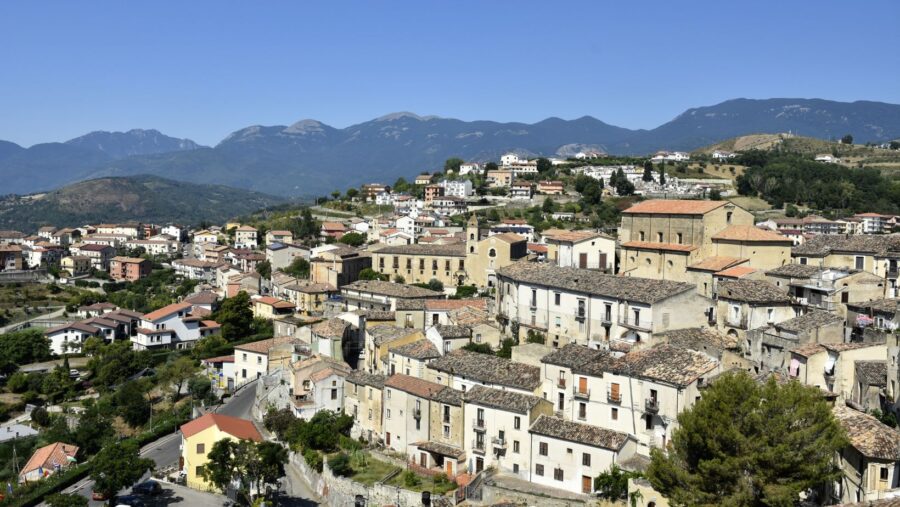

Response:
(0, 175), (285, 231)
(1, 98), (899, 197)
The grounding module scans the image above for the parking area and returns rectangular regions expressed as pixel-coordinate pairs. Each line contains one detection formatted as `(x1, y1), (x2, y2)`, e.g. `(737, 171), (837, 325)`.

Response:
(82, 481), (228, 507)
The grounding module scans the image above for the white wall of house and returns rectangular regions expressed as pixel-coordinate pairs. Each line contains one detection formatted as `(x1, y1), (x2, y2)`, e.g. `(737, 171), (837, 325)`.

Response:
(529, 434), (635, 495)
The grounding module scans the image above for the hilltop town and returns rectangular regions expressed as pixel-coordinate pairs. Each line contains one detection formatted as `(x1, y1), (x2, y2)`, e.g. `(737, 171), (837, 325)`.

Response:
(1, 146), (900, 507)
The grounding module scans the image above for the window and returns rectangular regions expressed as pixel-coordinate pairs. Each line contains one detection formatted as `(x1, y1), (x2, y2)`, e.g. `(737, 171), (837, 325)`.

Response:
(554, 292), (561, 305)
(514, 416), (521, 430)
(657, 232), (663, 242)
(331, 389), (337, 400)
(855, 256), (864, 270)
(368, 409), (372, 420)
(880, 467), (889, 481)
(676, 232), (683, 244)
(536, 464), (544, 476)
(443, 405), (451, 423)
(555, 316), (561, 327)
(554, 468), (564, 481)
(386, 409), (391, 419)
(257, 356), (262, 364)
(513, 440), (520, 453)
(196, 443), (205, 454)
(196, 466), (203, 476)
(488, 248), (496, 258)
(578, 402), (586, 420)
(639, 231), (645, 241)
(611, 407), (618, 420)
(539, 442), (548, 456)
(387, 389), (391, 399)
(799, 257), (807, 265)
(512, 463), (519, 474)
(726, 211), (733, 224)
(443, 425), (450, 437)
(582, 453), (591, 466)
(766, 308), (774, 322)
(475, 333), (482, 343)
(646, 414), (653, 430)
(444, 341), (451, 353)
(530, 289), (537, 307)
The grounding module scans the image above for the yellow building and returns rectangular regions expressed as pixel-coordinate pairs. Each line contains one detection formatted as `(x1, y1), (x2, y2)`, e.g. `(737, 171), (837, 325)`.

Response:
(179, 413), (263, 491)
(371, 244), (467, 287)
(60, 255), (91, 277)
(252, 296), (296, 319)
(465, 216), (528, 288)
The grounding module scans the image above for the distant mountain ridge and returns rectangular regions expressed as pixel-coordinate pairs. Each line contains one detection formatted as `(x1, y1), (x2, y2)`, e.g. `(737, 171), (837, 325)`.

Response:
(0, 175), (285, 231)
(1, 98), (899, 197)
(66, 129), (202, 158)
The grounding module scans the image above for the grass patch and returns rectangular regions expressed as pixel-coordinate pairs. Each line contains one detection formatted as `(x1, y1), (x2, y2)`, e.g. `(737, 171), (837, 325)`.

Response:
(346, 455), (399, 486)
(728, 195), (772, 211)
(385, 470), (458, 494)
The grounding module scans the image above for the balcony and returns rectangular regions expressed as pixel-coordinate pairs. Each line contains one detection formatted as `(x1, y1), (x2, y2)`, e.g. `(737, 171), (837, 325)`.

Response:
(618, 315), (651, 332)
(601, 314), (612, 325)
(471, 440), (486, 455)
(607, 390), (622, 404)
(557, 378), (567, 389)
(575, 310), (586, 322)
(645, 398), (659, 414)
(491, 437), (507, 449)
(472, 418), (486, 431)
(573, 387), (591, 400)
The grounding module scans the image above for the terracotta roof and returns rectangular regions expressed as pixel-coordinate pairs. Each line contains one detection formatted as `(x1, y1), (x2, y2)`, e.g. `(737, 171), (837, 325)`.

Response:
(714, 266), (757, 278)
(530, 415), (631, 450)
(321, 222), (348, 231)
(490, 232), (527, 244)
(368, 325), (418, 346)
(497, 262), (694, 305)
(310, 367), (347, 383)
(428, 349), (541, 391)
(20, 442), (78, 477)
(311, 318), (351, 338)
(712, 225), (792, 243)
(789, 343), (826, 357)
(765, 264), (823, 278)
(201, 355), (234, 363)
(528, 243), (548, 254)
(111, 256), (148, 264)
(414, 440), (465, 459)
(621, 241), (698, 253)
(773, 310), (843, 333)
(185, 291), (219, 305)
(623, 199), (727, 215)
(688, 256), (746, 272)
(384, 374), (445, 399)
(464, 385), (545, 414)
(235, 225), (257, 232)
(390, 339), (440, 360)
(143, 301), (193, 322)
(833, 405), (900, 460)
(425, 298), (487, 312)
(541, 343), (605, 369)
(268, 230), (292, 236)
(235, 336), (299, 354)
(255, 296), (295, 309)
(717, 279), (791, 304)
(180, 413), (262, 441)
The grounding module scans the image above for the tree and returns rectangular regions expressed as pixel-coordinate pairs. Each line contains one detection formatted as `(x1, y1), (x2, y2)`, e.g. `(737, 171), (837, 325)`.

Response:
(0, 329), (51, 373)
(46, 494), (89, 507)
(90, 440), (154, 499)
(330, 190), (341, 200)
(214, 291), (254, 341)
(88, 340), (152, 391)
(199, 439), (288, 505)
(189, 376), (213, 404)
(264, 407), (298, 440)
(192, 334), (229, 359)
(254, 260), (272, 280)
(338, 232), (366, 247)
(444, 157), (464, 173)
(114, 380), (152, 427)
(358, 268), (388, 281)
(536, 157), (552, 173)
(841, 134), (854, 145)
(281, 257), (310, 279)
(393, 177), (410, 193)
(642, 160), (654, 182)
(294, 208), (318, 239)
(393, 275), (406, 284)
(657, 166), (666, 185)
(72, 400), (114, 456)
(158, 356), (198, 401)
(485, 162), (499, 172)
(890, 140), (900, 150)
(542, 197), (555, 213)
(453, 285), (478, 299)
(461, 342), (493, 355)
(345, 188), (359, 200)
(709, 188), (722, 200)
(31, 406), (51, 427)
(496, 338), (515, 359)
(328, 452), (353, 477)
(646, 372), (846, 506)
(594, 464), (641, 500)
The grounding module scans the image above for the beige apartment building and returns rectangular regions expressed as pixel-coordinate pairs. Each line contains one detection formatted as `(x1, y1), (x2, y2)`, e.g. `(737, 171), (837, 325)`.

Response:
(465, 216), (528, 288)
(345, 371), (386, 444)
(372, 243), (467, 287)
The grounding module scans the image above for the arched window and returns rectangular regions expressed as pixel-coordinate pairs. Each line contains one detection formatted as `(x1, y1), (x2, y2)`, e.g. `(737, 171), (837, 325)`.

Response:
(469, 246), (475, 254)
(488, 248), (496, 258)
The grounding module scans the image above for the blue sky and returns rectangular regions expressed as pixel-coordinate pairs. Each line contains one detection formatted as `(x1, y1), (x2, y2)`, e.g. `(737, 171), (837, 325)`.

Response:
(1, 1), (898, 147)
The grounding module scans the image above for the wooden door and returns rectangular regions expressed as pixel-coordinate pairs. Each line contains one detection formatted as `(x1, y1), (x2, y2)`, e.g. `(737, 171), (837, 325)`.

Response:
(578, 377), (587, 394)
(579, 253), (588, 269)
(386, 432), (391, 445)
(445, 460), (453, 476)
(582, 475), (592, 494)
(610, 383), (620, 401)
(599, 253), (607, 271)
(420, 452), (427, 467)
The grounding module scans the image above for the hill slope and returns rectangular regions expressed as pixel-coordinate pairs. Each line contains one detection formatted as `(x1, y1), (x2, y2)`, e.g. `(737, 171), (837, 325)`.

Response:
(0, 175), (286, 231)
(1, 98), (899, 197)
(66, 129), (202, 158)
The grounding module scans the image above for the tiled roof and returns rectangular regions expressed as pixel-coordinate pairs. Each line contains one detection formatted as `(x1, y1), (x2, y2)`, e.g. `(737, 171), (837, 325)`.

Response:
(45, 322), (99, 335)
(346, 370), (387, 389)
(201, 355), (234, 363)
(414, 440), (465, 459)
(847, 298), (899, 316)
(540, 343), (606, 369)
(855, 360), (887, 387)
(833, 405), (900, 460)
(235, 336), (299, 354)
(310, 367), (347, 383)
(427, 349), (541, 391)
(463, 385), (545, 414)
(448, 306), (496, 327)
(821, 342), (885, 353)
(343, 280), (443, 299)
(835, 500), (900, 507)
(255, 296), (295, 309)
(185, 291), (219, 305)
(497, 262), (694, 305)
(717, 279), (791, 304)
(712, 225), (792, 243)
(792, 234), (900, 257)
(390, 339), (441, 360)
(434, 325), (471, 339)
(765, 264), (823, 278)
(20, 442), (78, 476)
(688, 256), (745, 272)
(576, 344), (718, 387)
(623, 199), (727, 215)
(395, 299), (426, 311)
(789, 343), (825, 357)
(374, 244), (466, 257)
(529, 415), (630, 451)
(384, 374), (445, 399)
(542, 230), (611, 243)
(490, 232), (527, 244)
(431, 386), (464, 406)
(773, 310), (843, 333)
(180, 413), (262, 441)
(620, 241), (698, 253)
(654, 327), (740, 352)
(368, 325), (417, 346)
(311, 318), (351, 338)
(714, 266), (757, 278)
(359, 310), (395, 321)
(143, 301), (193, 322)
(425, 298), (488, 312)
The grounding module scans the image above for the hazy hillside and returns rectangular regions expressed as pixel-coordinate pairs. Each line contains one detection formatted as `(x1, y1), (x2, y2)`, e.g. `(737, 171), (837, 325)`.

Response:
(2, 98), (899, 197)
(0, 175), (286, 231)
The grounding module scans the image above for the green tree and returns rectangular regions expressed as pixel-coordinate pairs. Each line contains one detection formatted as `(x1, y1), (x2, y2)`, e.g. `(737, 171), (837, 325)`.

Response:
(294, 208), (318, 239)
(199, 439), (288, 505)
(461, 343), (493, 355)
(453, 285), (478, 298)
(72, 399), (114, 456)
(114, 380), (151, 427)
(346, 188), (359, 200)
(88, 340), (152, 391)
(338, 232), (366, 247)
(255, 260), (272, 279)
(214, 291), (254, 341)
(188, 376), (213, 403)
(536, 157), (552, 173)
(393, 177), (410, 193)
(90, 440), (154, 499)
(41, 366), (75, 403)
(841, 134), (853, 145)
(658, 165), (666, 185)
(331, 190), (341, 200)
(646, 372), (846, 506)
(192, 334), (229, 359)
(444, 157), (465, 173)
(594, 464), (641, 500)
(31, 406), (51, 427)
(264, 407), (298, 440)
(393, 275), (406, 284)
(358, 268), (388, 281)
(709, 188), (722, 200)
(496, 338), (515, 359)
(0, 329), (51, 373)
(327, 452), (353, 477)
(158, 356), (198, 401)
(46, 493), (89, 507)
(642, 160), (654, 182)
(542, 197), (556, 213)
(281, 257), (310, 279)
(485, 162), (499, 172)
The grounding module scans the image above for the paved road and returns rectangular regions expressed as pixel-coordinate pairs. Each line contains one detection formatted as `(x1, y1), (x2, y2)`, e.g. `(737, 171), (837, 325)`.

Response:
(56, 381), (260, 506)
(0, 307), (65, 334)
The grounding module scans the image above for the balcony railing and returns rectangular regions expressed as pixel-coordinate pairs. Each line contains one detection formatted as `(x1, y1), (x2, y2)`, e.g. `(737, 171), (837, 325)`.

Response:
(645, 398), (659, 414)
(413, 408), (421, 420)
(491, 437), (507, 449)
(575, 310), (586, 322)
(471, 440), (486, 455)
(472, 418), (486, 431)
(573, 387), (590, 399)
(601, 314), (612, 325)
(607, 390), (622, 404)
(618, 316), (651, 331)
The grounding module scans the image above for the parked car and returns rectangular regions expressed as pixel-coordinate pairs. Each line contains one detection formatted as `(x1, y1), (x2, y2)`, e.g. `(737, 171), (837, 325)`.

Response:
(131, 480), (163, 496)
(91, 490), (109, 501)
(114, 494), (146, 507)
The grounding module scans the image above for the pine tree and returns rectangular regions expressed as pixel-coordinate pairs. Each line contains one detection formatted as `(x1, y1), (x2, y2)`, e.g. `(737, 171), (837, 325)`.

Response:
(642, 161), (654, 182)
(658, 166), (666, 185)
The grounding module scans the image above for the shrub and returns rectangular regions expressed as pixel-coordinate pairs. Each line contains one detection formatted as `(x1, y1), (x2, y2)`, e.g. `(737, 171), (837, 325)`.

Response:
(304, 449), (323, 473)
(328, 452), (353, 477)
(338, 434), (362, 451)
(31, 406), (51, 427)
(403, 470), (421, 487)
